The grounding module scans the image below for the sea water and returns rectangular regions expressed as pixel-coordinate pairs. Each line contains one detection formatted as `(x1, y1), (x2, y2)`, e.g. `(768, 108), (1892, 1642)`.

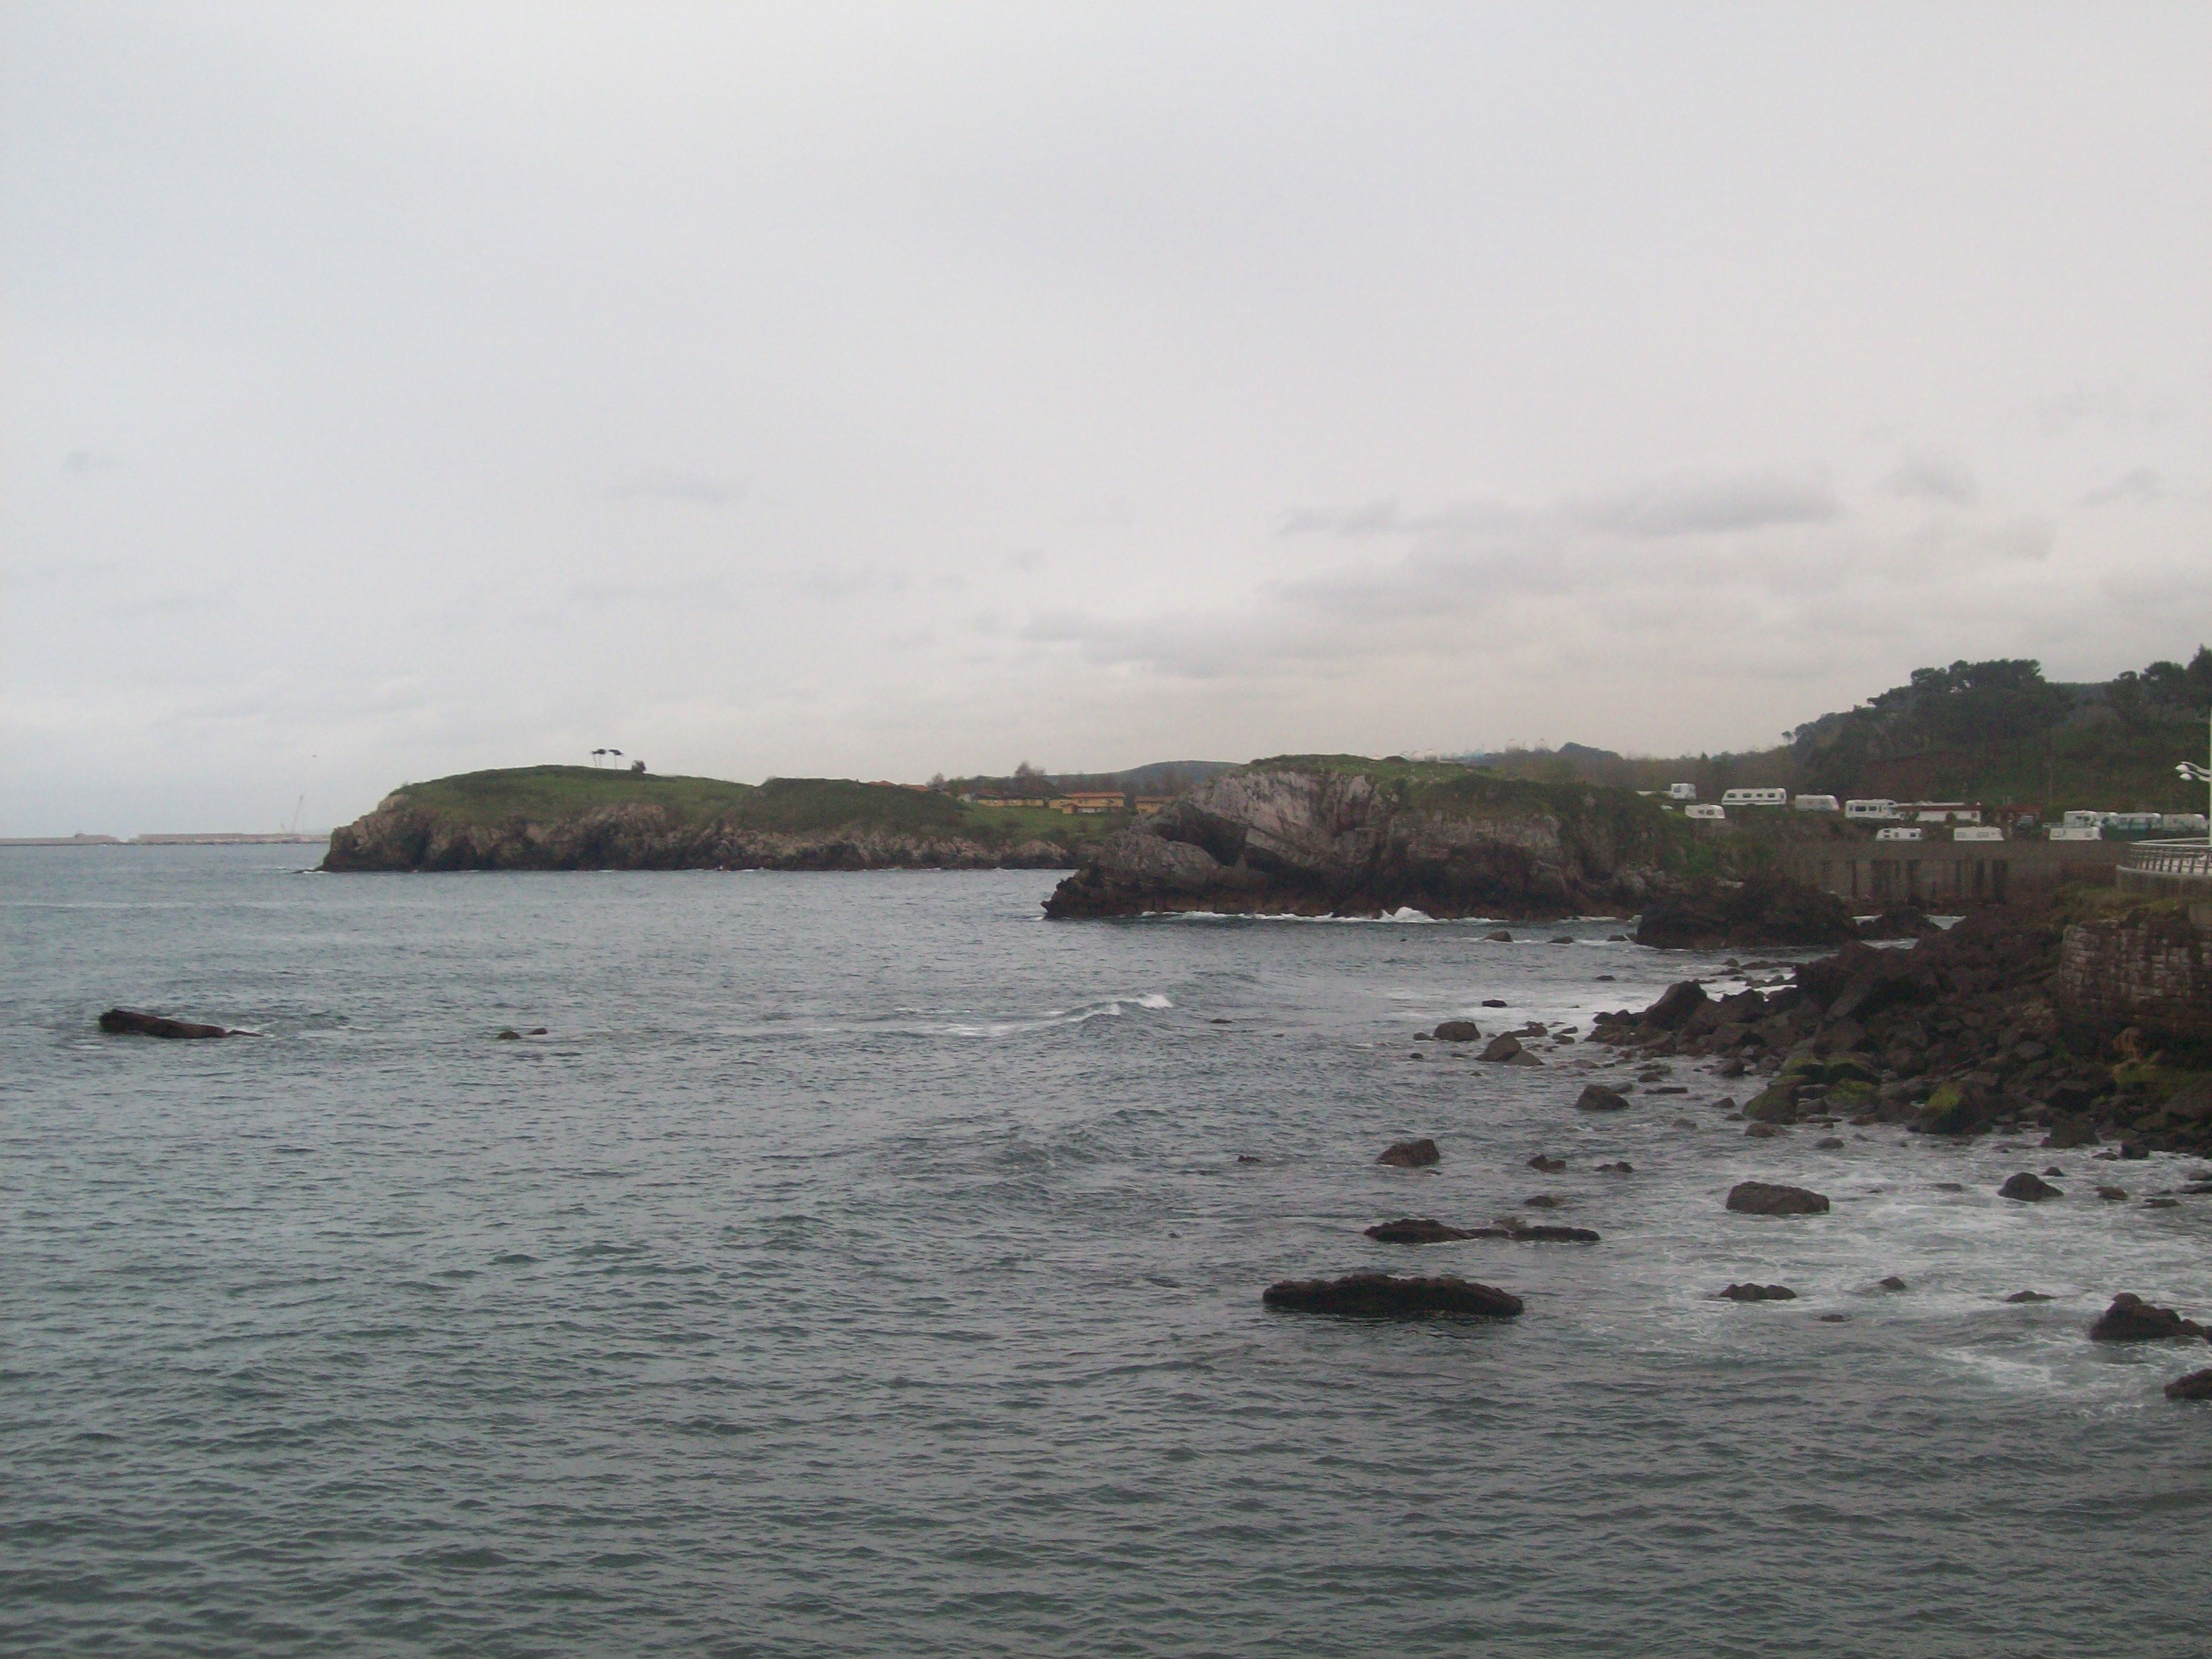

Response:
(3, 849), (2208, 1656)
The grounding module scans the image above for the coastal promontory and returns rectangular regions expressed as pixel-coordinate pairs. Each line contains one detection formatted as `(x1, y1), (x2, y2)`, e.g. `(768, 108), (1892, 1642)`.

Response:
(321, 766), (1105, 872)
(1041, 758), (1696, 920)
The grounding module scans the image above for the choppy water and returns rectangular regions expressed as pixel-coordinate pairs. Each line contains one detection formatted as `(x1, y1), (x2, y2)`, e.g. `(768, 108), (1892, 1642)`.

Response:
(4, 849), (2209, 1657)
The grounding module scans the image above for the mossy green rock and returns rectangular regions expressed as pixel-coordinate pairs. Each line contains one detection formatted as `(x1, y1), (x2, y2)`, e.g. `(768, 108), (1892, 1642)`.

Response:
(1746, 1083), (1801, 1124)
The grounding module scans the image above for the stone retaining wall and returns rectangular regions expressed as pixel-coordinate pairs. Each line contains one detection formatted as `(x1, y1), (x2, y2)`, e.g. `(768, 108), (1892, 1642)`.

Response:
(2058, 912), (2212, 1040)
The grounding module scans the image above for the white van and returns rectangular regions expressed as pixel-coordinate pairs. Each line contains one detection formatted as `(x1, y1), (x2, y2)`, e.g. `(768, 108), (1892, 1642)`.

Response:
(1845, 799), (1899, 821)
(2048, 825), (2101, 842)
(1952, 825), (2004, 842)
(1685, 803), (1727, 821)
(1874, 825), (1923, 842)
(1793, 795), (1840, 812)
(1720, 787), (1788, 808)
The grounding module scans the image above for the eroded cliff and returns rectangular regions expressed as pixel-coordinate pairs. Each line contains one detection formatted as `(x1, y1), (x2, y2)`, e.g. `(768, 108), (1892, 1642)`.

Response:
(1041, 760), (1686, 919)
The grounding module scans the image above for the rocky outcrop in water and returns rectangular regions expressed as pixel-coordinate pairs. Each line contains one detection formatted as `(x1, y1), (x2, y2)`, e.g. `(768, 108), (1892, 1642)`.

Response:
(2089, 1293), (2208, 1343)
(1633, 872), (1858, 950)
(1262, 1272), (1524, 1318)
(1725, 1181), (1831, 1216)
(1376, 1138), (1441, 1168)
(98, 1008), (234, 1039)
(1042, 763), (1682, 919)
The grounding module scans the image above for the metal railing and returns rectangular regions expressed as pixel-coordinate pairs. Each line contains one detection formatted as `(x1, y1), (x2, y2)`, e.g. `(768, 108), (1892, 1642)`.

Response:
(2127, 838), (2212, 878)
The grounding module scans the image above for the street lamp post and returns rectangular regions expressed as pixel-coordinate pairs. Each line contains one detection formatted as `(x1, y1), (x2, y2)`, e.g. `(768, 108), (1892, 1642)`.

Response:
(2179, 704), (2211, 838)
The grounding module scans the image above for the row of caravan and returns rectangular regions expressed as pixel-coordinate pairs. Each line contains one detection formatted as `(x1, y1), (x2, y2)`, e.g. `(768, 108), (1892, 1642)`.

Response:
(1684, 791), (1981, 820)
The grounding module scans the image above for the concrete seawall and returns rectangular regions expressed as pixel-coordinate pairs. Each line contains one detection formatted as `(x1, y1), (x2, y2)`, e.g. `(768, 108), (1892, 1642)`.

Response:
(1775, 838), (2129, 909)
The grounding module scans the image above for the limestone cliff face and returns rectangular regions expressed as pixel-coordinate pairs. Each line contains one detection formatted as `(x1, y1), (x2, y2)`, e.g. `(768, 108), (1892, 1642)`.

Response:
(322, 794), (1073, 872)
(1041, 766), (1676, 919)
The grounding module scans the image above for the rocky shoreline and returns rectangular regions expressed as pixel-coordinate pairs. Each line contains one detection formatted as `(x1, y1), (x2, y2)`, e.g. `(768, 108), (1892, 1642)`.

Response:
(1584, 905), (2212, 1160)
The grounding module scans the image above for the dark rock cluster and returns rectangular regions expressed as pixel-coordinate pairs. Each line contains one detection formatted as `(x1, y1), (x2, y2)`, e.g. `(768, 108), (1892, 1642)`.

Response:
(1589, 909), (2212, 1157)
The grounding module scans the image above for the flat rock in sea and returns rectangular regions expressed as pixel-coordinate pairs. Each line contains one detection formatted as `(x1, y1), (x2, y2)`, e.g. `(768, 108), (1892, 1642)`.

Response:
(1432, 1019), (1481, 1043)
(1376, 1138), (1441, 1168)
(2089, 1293), (2209, 1344)
(1575, 1084), (1630, 1113)
(2005, 1291), (2054, 1303)
(1503, 1223), (1600, 1243)
(1719, 1283), (1798, 1302)
(1999, 1172), (2063, 1202)
(1528, 1154), (1566, 1172)
(1725, 1180), (1831, 1216)
(1364, 1217), (1478, 1244)
(2166, 1368), (2212, 1401)
(1878, 1276), (1909, 1291)
(97, 1007), (233, 1040)
(1262, 1272), (1523, 1319)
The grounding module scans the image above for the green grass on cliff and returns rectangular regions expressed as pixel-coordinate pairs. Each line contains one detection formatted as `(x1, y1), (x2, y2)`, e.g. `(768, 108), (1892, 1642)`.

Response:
(385, 766), (1102, 848)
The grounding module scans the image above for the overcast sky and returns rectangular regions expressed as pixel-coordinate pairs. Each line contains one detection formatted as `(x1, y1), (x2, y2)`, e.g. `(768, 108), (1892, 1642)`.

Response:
(5, 3), (2208, 834)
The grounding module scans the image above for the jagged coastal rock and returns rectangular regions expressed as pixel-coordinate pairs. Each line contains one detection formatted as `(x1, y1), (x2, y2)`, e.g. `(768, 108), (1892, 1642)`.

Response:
(1042, 760), (1689, 920)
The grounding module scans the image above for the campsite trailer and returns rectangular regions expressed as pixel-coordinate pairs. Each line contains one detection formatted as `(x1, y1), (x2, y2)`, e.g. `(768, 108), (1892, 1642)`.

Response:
(1845, 799), (1900, 821)
(1793, 795), (1840, 812)
(1685, 804), (1727, 821)
(1874, 825), (1924, 842)
(1720, 787), (1789, 808)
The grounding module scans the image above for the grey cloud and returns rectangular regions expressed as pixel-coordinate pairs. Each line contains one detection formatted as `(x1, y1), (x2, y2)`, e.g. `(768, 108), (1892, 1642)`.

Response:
(1884, 450), (1980, 507)
(1562, 468), (1840, 537)
(567, 576), (733, 609)
(1277, 497), (1527, 539)
(2081, 467), (2166, 507)
(609, 468), (742, 504)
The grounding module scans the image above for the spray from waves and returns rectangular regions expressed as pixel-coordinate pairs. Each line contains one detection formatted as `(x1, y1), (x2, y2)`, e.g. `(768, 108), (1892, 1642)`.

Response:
(1138, 909), (1485, 925)
(938, 991), (1174, 1039)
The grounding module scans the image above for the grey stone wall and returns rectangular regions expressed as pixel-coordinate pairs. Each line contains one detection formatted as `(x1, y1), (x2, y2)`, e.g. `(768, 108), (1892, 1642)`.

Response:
(2058, 913), (2212, 1040)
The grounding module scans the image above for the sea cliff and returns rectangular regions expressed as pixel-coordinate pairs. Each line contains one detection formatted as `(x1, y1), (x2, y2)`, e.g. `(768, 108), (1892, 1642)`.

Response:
(1041, 758), (1691, 919)
(321, 767), (1097, 872)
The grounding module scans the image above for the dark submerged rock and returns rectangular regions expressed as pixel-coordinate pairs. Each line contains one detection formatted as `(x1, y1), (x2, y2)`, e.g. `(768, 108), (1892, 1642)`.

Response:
(1725, 1181), (1831, 1216)
(2166, 1369), (2212, 1401)
(1574, 1084), (1631, 1113)
(1719, 1283), (1798, 1302)
(98, 1007), (233, 1040)
(1262, 1272), (1523, 1319)
(1376, 1138), (1441, 1168)
(1998, 1172), (2062, 1202)
(2005, 1291), (2054, 1303)
(1527, 1154), (1566, 1172)
(1432, 1019), (1482, 1043)
(1878, 1276), (1909, 1291)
